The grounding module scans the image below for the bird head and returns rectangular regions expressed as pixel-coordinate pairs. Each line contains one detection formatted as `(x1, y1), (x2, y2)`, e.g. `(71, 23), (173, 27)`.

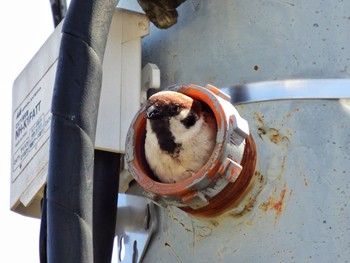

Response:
(145, 90), (217, 158)
(146, 91), (202, 130)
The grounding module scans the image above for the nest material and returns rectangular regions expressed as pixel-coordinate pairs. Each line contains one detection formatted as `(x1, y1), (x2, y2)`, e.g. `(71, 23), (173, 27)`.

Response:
(138, 0), (187, 29)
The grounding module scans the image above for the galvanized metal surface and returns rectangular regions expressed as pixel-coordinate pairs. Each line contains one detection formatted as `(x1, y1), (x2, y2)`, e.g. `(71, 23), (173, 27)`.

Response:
(138, 98), (350, 262)
(140, 0), (350, 88)
(117, 1), (350, 261)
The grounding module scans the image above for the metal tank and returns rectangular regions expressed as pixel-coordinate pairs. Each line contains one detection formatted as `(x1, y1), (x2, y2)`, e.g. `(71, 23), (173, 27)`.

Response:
(138, 0), (350, 87)
(116, 0), (350, 262)
(125, 80), (350, 262)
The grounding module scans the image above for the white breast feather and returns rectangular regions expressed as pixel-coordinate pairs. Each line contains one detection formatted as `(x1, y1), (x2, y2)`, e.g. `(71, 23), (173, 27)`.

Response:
(145, 113), (216, 183)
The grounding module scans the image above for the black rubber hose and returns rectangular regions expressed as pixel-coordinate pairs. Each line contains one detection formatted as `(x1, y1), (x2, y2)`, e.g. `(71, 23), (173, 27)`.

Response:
(93, 150), (120, 263)
(39, 187), (47, 263)
(49, 0), (67, 27)
(45, 0), (118, 262)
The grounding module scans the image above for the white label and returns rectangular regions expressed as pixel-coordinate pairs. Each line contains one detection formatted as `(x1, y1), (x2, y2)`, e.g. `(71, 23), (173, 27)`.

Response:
(12, 64), (56, 182)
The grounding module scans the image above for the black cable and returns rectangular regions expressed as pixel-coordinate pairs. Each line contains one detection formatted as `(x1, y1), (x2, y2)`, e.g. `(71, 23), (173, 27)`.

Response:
(39, 187), (47, 263)
(45, 0), (118, 262)
(93, 150), (120, 263)
(49, 0), (67, 27)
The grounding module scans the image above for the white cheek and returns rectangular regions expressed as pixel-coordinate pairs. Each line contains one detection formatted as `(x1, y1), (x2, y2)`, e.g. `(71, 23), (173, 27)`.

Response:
(145, 121), (158, 150)
(145, 121), (163, 164)
(169, 117), (203, 143)
(176, 109), (191, 120)
(146, 119), (157, 137)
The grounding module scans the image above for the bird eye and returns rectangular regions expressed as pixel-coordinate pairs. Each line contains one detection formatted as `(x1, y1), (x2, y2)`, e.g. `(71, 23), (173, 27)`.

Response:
(169, 104), (180, 115)
(146, 104), (162, 119)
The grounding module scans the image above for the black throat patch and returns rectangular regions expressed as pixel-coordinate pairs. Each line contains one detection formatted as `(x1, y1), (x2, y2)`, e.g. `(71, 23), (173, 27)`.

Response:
(150, 119), (182, 157)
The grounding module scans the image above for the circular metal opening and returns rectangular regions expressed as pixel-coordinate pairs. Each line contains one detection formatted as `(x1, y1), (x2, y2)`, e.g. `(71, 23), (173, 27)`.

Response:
(125, 84), (257, 217)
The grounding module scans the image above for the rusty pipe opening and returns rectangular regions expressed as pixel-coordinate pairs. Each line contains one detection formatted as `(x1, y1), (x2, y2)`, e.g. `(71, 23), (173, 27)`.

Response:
(181, 134), (256, 217)
(125, 84), (257, 217)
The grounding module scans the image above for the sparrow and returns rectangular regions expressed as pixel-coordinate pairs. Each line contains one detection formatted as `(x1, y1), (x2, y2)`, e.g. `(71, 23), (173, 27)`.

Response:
(144, 90), (217, 183)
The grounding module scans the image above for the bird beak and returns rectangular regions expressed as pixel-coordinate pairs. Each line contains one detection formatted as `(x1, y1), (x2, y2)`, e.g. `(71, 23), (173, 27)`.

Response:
(146, 105), (162, 120)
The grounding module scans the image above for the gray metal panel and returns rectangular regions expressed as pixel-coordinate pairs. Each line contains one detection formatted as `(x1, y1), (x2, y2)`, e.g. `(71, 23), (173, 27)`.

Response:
(141, 0), (350, 88)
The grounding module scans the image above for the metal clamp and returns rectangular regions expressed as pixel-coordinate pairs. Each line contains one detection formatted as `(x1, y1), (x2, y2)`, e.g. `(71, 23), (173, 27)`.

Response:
(114, 194), (157, 263)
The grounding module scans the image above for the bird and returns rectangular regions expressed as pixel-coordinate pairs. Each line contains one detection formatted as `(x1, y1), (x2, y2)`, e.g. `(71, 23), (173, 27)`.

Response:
(144, 90), (217, 183)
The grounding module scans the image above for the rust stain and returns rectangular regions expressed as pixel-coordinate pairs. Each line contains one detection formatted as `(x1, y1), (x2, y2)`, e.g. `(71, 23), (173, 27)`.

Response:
(193, 225), (213, 243)
(167, 207), (193, 233)
(285, 107), (300, 119)
(289, 189), (293, 198)
(257, 127), (267, 139)
(254, 112), (290, 145)
(254, 112), (265, 125)
(268, 128), (280, 143)
(268, 128), (290, 145)
(268, 128), (281, 144)
(300, 172), (308, 187)
(210, 220), (219, 227)
(259, 183), (288, 223)
(272, 184), (287, 215)
(181, 135), (257, 218)
(279, 155), (287, 178)
(245, 220), (253, 226)
(228, 196), (256, 219)
(286, 129), (293, 137)
(254, 112), (267, 139)
(217, 251), (223, 259)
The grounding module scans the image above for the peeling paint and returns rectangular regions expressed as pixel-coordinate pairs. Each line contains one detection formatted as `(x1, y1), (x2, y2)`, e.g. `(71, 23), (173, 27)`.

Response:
(125, 126), (136, 161)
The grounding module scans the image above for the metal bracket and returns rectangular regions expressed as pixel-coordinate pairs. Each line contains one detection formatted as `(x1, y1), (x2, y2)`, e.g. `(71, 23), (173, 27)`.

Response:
(141, 63), (160, 104)
(114, 193), (157, 263)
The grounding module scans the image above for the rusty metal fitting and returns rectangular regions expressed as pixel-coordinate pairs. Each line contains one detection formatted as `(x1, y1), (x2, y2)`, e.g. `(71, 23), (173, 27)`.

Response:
(125, 84), (257, 217)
